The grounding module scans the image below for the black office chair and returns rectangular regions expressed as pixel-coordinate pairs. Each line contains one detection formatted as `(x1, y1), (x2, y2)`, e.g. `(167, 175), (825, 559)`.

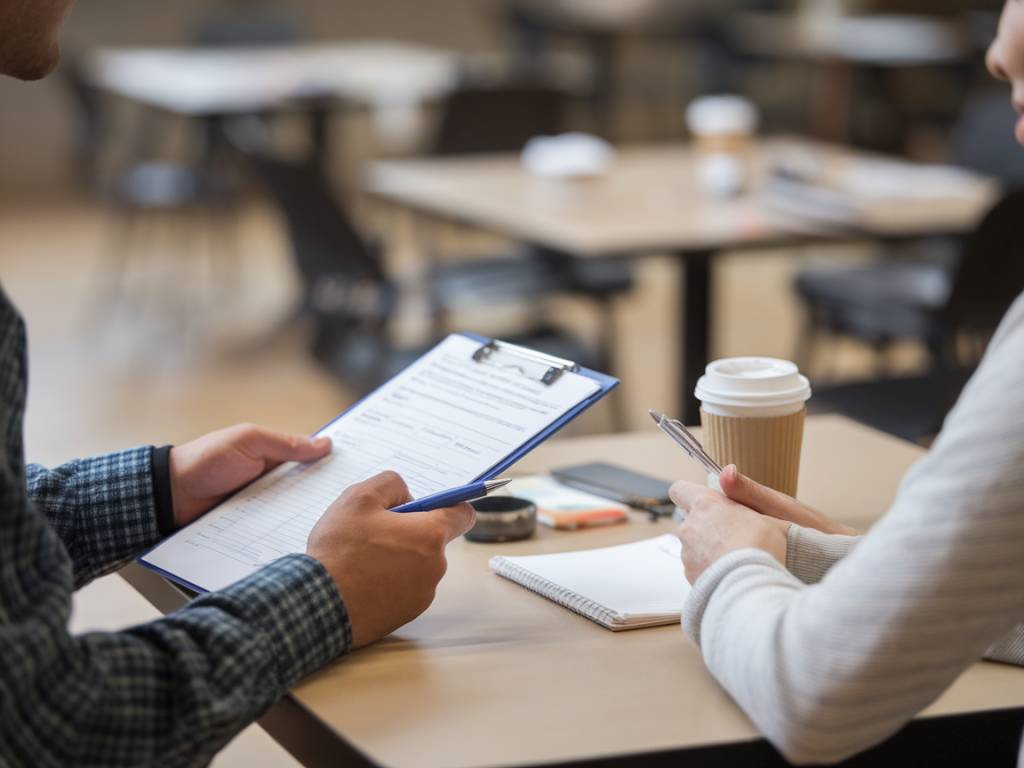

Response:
(231, 138), (606, 395)
(805, 188), (1024, 441)
(424, 78), (636, 380)
(795, 93), (1024, 379)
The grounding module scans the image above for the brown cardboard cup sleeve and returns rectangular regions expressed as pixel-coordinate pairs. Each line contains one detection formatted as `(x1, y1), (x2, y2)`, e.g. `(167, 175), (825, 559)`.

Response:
(700, 407), (806, 497)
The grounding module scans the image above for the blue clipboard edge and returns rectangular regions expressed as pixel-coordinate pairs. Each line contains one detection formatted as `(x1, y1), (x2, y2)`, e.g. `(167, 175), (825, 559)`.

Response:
(138, 332), (619, 594)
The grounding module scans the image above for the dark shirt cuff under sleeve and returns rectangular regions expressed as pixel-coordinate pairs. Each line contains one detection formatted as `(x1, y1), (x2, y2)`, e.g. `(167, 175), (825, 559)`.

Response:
(151, 445), (175, 536)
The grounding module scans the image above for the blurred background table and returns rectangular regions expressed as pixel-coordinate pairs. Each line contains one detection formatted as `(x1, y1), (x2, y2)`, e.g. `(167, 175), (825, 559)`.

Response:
(87, 41), (464, 166)
(367, 136), (997, 424)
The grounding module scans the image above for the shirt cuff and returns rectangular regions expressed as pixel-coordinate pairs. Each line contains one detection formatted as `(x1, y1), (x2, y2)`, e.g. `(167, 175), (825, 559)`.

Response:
(151, 445), (175, 536)
(785, 525), (861, 585)
(77, 446), (165, 573)
(188, 553), (352, 688)
(683, 548), (787, 648)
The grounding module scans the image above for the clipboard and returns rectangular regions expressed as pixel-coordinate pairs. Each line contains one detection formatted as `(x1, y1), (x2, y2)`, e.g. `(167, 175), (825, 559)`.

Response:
(437, 333), (616, 482)
(138, 333), (618, 594)
(303, 332), (618, 481)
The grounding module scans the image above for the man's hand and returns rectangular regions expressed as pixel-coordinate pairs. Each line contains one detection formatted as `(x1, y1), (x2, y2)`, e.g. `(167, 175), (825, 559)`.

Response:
(670, 477), (788, 585)
(170, 424), (332, 527)
(717, 465), (859, 536)
(307, 471), (475, 649)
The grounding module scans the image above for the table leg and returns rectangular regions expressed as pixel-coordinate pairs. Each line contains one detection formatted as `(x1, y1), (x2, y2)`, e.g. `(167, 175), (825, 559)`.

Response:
(309, 104), (331, 170)
(811, 58), (854, 143)
(680, 250), (712, 426)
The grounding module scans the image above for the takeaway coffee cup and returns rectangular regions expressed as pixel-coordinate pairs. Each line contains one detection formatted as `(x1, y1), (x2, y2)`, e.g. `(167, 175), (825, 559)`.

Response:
(695, 357), (812, 497)
(685, 95), (759, 197)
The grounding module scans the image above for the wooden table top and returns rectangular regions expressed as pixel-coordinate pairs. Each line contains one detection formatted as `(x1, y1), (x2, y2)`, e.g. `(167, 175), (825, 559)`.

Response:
(367, 137), (997, 257)
(289, 415), (1024, 768)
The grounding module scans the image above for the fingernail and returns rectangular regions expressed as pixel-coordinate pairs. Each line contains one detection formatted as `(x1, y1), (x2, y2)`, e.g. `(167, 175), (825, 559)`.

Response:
(313, 436), (331, 449)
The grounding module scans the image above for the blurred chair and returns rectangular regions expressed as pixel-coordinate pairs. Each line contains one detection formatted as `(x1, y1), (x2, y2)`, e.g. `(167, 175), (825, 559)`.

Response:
(65, 55), (222, 203)
(947, 93), (1024, 182)
(682, 0), (790, 97)
(431, 81), (567, 157)
(189, 4), (307, 157)
(189, 8), (341, 178)
(799, 187), (1024, 441)
(190, 7), (304, 48)
(230, 135), (610, 397)
(807, 367), (976, 444)
(503, 0), (758, 133)
(425, 78), (636, 383)
(502, 1), (625, 139)
(795, 94), (1024, 379)
(63, 56), (240, 315)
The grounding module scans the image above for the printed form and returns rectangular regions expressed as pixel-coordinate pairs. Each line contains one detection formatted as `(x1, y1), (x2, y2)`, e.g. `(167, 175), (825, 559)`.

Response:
(143, 334), (600, 592)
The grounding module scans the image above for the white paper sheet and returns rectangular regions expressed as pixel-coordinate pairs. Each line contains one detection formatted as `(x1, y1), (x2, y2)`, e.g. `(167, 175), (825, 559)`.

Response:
(143, 335), (600, 592)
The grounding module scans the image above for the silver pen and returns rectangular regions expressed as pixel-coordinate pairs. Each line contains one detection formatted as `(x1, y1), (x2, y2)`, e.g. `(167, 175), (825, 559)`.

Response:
(649, 409), (723, 477)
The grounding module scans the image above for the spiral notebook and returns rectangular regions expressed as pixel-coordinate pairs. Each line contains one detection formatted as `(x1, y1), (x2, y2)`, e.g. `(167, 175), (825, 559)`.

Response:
(489, 535), (690, 631)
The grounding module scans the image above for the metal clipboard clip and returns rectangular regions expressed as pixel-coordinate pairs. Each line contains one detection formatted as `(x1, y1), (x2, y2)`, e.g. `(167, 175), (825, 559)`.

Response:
(471, 339), (580, 386)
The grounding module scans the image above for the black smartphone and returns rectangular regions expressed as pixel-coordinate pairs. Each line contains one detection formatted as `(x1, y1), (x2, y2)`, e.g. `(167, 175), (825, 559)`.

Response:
(550, 462), (674, 517)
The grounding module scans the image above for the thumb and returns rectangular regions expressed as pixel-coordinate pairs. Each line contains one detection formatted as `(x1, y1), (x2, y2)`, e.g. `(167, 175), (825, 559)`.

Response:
(357, 470), (414, 508)
(242, 427), (332, 467)
(431, 502), (477, 543)
(404, 501), (476, 544)
(719, 465), (792, 517)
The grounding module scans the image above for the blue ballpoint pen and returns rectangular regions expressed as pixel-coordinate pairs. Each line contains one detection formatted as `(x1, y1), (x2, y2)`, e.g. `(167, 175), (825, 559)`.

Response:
(391, 478), (512, 513)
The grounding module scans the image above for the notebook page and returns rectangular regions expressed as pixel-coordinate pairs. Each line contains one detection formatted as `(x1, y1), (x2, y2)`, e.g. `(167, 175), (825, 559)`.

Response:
(144, 334), (600, 592)
(490, 535), (689, 630)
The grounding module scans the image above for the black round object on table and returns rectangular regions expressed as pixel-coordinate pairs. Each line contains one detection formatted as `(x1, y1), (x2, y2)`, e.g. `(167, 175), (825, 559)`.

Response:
(465, 496), (537, 543)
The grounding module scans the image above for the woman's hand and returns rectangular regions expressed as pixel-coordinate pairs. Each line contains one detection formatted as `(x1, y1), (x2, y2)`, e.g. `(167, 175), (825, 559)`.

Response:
(718, 465), (859, 537)
(670, 479), (788, 584)
(169, 424), (333, 526)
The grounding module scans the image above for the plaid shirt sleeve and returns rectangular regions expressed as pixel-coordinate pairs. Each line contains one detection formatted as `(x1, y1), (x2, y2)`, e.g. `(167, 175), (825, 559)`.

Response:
(1, 494), (352, 768)
(1, 288), (353, 767)
(25, 447), (164, 588)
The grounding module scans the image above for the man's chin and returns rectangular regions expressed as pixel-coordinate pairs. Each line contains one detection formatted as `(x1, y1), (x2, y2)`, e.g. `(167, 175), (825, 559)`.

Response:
(2, 41), (61, 81)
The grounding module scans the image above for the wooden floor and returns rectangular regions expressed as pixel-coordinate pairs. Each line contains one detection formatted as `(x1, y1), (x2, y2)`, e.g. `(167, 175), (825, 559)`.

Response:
(0, 194), (904, 766)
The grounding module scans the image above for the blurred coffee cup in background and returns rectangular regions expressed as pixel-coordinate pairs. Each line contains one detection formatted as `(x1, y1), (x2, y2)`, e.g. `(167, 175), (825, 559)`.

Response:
(685, 95), (759, 198)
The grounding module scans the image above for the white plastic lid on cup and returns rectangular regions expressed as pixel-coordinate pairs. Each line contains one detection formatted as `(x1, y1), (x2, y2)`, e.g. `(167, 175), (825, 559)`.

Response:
(685, 95), (759, 137)
(695, 357), (811, 417)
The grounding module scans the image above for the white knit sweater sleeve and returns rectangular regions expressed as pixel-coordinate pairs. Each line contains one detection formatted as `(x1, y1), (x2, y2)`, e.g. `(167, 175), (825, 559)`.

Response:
(683, 293), (1024, 766)
(786, 526), (1024, 665)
